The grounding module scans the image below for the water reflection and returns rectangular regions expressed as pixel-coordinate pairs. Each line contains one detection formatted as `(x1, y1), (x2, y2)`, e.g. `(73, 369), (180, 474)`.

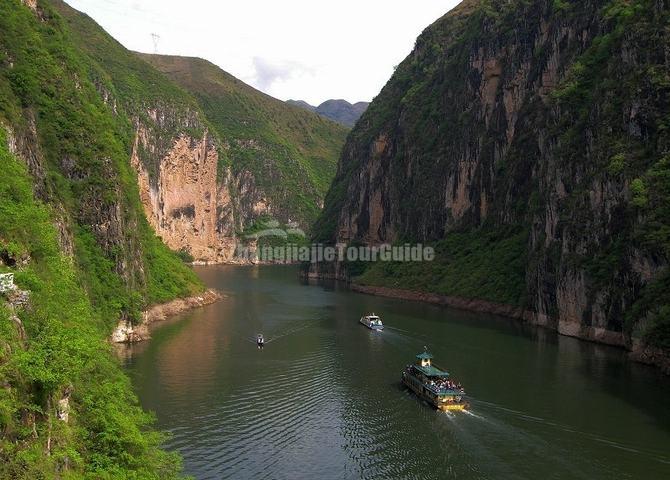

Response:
(124, 265), (670, 480)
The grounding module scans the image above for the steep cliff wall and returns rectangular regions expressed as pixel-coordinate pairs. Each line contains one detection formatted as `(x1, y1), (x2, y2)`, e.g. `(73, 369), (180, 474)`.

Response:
(315, 0), (670, 364)
(131, 127), (239, 262)
(0, 0), (204, 476)
(138, 54), (349, 232)
(51, 3), (347, 265)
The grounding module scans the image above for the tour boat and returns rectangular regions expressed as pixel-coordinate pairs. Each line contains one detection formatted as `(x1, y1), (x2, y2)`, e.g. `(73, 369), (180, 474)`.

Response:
(401, 349), (468, 411)
(257, 334), (264, 348)
(360, 313), (384, 331)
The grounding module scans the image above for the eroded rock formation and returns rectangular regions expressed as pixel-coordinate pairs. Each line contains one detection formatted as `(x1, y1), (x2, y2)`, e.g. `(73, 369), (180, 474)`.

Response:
(315, 0), (670, 367)
(131, 126), (239, 263)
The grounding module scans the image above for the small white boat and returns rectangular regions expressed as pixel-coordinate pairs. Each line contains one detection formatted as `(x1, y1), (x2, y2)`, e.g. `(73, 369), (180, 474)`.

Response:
(257, 334), (264, 348)
(360, 313), (384, 331)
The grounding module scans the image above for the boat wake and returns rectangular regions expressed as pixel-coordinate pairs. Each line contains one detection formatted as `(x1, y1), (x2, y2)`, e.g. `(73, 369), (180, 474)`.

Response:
(469, 399), (670, 467)
(461, 409), (485, 420)
(263, 322), (312, 344)
(243, 317), (328, 346)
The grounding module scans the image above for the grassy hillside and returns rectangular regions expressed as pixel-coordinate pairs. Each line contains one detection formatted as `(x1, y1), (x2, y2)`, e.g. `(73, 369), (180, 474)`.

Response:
(0, 131), (182, 479)
(50, 0), (211, 181)
(0, 0), (202, 476)
(355, 228), (529, 307)
(49, 1), (349, 228)
(0, 0), (203, 312)
(138, 54), (349, 226)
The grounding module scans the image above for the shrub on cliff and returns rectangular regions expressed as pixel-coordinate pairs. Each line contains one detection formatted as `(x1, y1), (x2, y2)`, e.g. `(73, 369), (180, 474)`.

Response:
(0, 132), (184, 478)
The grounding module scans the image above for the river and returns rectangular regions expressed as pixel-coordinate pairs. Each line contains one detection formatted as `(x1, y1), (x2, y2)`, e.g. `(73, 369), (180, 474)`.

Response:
(122, 265), (670, 480)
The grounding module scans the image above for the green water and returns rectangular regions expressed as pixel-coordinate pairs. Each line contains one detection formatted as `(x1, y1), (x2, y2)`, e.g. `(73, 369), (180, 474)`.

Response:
(123, 265), (670, 479)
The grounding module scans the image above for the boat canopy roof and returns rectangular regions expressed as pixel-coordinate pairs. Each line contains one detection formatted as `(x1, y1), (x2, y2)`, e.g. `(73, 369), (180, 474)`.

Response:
(366, 315), (380, 319)
(416, 351), (433, 360)
(414, 364), (449, 378)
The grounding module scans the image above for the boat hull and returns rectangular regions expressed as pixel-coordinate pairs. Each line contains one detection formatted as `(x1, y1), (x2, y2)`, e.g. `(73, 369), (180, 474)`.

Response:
(439, 403), (467, 412)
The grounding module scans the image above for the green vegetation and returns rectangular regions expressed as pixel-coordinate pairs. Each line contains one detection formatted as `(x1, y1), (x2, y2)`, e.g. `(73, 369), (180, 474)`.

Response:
(355, 228), (529, 306)
(631, 154), (670, 347)
(239, 216), (309, 249)
(552, 0), (570, 12)
(138, 54), (349, 227)
(49, 0), (349, 229)
(630, 178), (649, 207)
(607, 153), (626, 175)
(548, 0), (670, 345)
(174, 248), (195, 264)
(0, 0), (202, 315)
(0, 133), (182, 478)
(50, 0), (208, 183)
(53, 0), (347, 235)
(0, 0), (204, 477)
(315, 0), (670, 354)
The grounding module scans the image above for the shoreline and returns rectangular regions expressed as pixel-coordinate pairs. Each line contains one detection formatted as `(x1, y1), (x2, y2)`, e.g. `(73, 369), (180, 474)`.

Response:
(350, 283), (534, 321)
(347, 282), (670, 374)
(190, 259), (302, 266)
(110, 288), (222, 343)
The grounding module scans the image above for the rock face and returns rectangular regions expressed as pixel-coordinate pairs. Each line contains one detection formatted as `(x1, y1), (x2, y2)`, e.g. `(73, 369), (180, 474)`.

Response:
(21, 0), (37, 11)
(52, 5), (347, 265)
(0, 273), (14, 293)
(138, 54), (349, 241)
(56, 388), (71, 423)
(126, 102), (321, 263)
(111, 288), (222, 343)
(0, 1), (228, 475)
(315, 0), (670, 363)
(131, 127), (238, 263)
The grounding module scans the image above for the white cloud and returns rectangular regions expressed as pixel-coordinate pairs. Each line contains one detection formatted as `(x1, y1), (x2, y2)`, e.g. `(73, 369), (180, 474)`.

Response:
(251, 57), (315, 91)
(64, 0), (461, 105)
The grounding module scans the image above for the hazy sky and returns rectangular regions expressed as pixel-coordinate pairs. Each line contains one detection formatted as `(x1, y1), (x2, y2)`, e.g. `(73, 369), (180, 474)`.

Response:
(64, 0), (461, 105)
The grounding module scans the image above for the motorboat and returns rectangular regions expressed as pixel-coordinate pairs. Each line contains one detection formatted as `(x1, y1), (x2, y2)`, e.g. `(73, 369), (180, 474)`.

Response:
(359, 313), (384, 331)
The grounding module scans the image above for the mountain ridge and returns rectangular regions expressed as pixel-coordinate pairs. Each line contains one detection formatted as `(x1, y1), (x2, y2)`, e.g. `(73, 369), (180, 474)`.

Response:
(49, 0), (348, 263)
(312, 0), (670, 371)
(287, 98), (370, 126)
(1, 0), (206, 476)
(136, 52), (348, 230)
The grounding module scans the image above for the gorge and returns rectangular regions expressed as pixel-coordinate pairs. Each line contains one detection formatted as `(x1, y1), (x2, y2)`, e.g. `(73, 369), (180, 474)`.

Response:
(57, 0), (348, 264)
(1, 0), (670, 478)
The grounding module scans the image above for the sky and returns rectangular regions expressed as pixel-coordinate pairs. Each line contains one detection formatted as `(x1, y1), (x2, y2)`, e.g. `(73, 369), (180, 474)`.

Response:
(64, 0), (461, 105)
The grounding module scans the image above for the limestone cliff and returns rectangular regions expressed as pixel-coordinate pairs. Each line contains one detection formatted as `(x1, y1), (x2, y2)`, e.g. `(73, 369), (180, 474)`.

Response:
(131, 127), (238, 262)
(315, 0), (670, 367)
(53, 2), (347, 264)
(138, 54), (349, 240)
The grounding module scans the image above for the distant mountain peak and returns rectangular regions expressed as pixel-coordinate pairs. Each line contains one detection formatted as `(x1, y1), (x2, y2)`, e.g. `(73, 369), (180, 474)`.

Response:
(286, 99), (316, 111)
(287, 99), (370, 127)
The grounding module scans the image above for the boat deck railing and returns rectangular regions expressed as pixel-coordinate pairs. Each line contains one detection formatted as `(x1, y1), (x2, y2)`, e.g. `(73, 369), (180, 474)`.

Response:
(426, 385), (465, 396)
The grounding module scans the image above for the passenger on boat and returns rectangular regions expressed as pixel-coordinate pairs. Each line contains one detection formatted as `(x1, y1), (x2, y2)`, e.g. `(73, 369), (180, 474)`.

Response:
(429, 378), (465, 393)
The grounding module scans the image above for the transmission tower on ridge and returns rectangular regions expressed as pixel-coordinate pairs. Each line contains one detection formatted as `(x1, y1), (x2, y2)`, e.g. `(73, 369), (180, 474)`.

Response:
(151, 33), (160, 54)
